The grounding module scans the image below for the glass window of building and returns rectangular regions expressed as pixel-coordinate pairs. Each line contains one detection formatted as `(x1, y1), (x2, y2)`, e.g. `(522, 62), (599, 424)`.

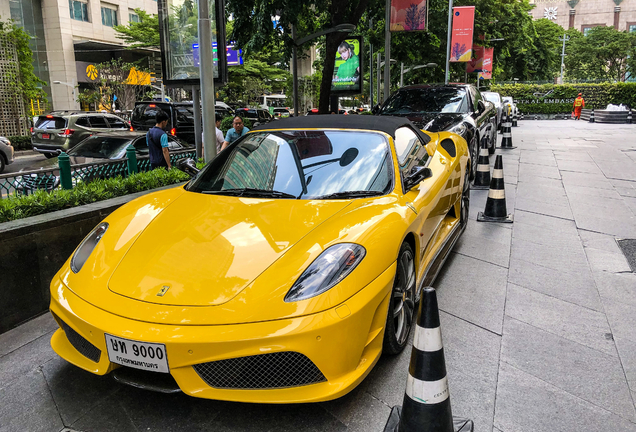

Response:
(629, 24), (636, 33)
(69, 0), (90, 22)
(129, 11), (140, 23)
(101, 4), (118, 27)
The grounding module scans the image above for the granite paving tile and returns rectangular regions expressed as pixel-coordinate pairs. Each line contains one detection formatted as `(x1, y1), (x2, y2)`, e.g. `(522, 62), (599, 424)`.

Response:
(435, 253), (508, 335)
(454, 219), (512, 268)
(514, 196), (574, 220)
(556, 159), (604, 174)
(494, 362), (636, 432)
(510, 237), (590, 275)
(0, 313), (58, 358)
(505, 283), (616, 356)
(320, 387), (392, 432)
(561, 171), (615, 190)
(614, 336), (636, 392)
(502, 317), (635, 421)
(600, 298), (636, 346)
(0, 329), (57, 391)
(518, 163), (561, 180)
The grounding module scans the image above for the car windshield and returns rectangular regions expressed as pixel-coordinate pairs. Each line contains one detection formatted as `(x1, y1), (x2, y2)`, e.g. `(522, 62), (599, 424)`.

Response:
(188, 130), (393, 199)
(379, 88), (468, 115)
(483, 93), (501, 104)
(68, 136), (132, 159)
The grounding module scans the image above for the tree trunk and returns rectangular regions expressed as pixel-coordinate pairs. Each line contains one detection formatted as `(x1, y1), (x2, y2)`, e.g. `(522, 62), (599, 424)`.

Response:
(318, 33), (347, 114)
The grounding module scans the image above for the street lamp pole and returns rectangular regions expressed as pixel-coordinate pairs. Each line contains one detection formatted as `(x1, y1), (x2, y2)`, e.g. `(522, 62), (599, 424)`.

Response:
(383, 0), (391, 101)
(292, 25), (299, 116)
(445, 0), (453, 84)
(559, 33), (569, 84)
(198, 0), (216, 161)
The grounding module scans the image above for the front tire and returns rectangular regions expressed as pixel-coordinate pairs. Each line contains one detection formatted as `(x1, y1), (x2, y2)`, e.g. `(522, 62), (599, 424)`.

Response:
(383, 242), (417, 355)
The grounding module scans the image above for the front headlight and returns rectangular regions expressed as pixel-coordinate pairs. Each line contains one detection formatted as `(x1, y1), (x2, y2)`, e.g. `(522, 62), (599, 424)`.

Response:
(284, 243), (366, 302)
(71, 222), (108, 273)
(449, 123), (467, 136)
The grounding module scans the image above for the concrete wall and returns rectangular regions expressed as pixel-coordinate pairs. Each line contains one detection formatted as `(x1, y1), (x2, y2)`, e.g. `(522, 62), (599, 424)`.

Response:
(0, 184), (182, 334)
(529, 0), (636, 31)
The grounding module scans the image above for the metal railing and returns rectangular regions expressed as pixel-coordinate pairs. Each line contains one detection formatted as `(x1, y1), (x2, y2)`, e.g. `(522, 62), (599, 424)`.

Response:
(0, 147), (196, 200)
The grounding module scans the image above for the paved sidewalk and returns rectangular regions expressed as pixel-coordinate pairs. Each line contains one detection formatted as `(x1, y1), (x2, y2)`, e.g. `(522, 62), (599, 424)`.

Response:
(1, 120), (635, 431)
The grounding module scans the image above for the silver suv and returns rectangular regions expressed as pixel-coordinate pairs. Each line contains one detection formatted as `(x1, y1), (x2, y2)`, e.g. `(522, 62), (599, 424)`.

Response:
(31, 111), (130, 158)
(0, 136), (14, 173)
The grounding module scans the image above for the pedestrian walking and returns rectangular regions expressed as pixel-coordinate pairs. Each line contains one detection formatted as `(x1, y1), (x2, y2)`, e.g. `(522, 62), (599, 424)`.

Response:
(573, 93), (585, 120)
(146, 110), (172, 170)
(204, 113), (226, 154)
(221, 116), (250, 151)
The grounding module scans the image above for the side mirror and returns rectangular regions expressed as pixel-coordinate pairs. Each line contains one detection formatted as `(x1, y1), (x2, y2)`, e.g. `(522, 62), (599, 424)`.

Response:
(477, 100), (486, 114)
(176, 158), (200, 177)
(371, 104), (381, 114)
(404, 166), (433, 191)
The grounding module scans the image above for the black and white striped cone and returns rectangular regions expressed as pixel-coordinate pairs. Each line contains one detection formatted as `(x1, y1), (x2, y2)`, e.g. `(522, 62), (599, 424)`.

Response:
(520, 113), (524, 120)
(472, 139), (490, 190)
(627, 110), (632, 124)
(499, 115), (516, 149)
(534, 115), (538, 120)
(477, 155), (513, 223)
(512, 112), (518, 127)
(589, 108), (595, 123)
(383, 288), (474, 432)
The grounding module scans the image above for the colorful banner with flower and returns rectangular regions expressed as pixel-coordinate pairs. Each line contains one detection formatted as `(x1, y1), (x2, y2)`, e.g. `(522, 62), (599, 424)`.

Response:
(479, 47), (494, 79)
(449, 6), (475, 62)
(390, 0), (427, 31)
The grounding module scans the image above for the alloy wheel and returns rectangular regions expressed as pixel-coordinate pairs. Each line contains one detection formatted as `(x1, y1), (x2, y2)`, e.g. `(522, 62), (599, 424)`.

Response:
(392, 248), (416, 346)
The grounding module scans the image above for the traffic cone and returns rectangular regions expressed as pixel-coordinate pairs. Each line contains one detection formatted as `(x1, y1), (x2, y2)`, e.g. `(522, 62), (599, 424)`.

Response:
(512, 112), (518, 127)
(627, 110), (632, 124)
(383, 288), (474, 432)
(589, 108), (595, 123)
(477, 155), (513, 223)
(472, 139), (490, 190)
(500, 115), (516, 149)
(534, 115), (538, 120)
(520, 113), (524, 120)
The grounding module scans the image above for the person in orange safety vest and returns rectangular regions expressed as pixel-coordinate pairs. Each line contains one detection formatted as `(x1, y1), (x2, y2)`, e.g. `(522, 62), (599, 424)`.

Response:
(573, 93), (585, 120)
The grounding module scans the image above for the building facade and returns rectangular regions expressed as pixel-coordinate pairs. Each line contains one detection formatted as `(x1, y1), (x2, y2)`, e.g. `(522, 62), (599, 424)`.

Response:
(529, 0), (636, 33)
(1, 0), (158, 111)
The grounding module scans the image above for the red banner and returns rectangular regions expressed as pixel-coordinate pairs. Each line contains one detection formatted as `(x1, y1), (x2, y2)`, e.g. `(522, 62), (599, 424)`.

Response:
(466, 45), (484, 73)
(390, 0), (427, 31)
(480, 47), (494, 79)
(449, 6), (475, 62)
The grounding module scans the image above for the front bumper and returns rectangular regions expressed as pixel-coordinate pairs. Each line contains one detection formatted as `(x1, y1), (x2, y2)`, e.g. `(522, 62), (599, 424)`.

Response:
(49, 262), (395, 403)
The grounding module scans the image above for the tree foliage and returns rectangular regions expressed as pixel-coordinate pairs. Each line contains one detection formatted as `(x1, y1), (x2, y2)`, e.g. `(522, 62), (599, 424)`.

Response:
(114, 8), (161, 48)
(564, 26), (636, 81)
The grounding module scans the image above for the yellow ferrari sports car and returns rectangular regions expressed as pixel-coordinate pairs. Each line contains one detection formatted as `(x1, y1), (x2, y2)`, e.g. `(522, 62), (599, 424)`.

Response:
(49, 115), (470, 403)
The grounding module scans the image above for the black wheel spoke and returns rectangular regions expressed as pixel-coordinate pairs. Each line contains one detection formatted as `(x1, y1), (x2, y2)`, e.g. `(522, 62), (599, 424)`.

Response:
(393, 297), (404, 318)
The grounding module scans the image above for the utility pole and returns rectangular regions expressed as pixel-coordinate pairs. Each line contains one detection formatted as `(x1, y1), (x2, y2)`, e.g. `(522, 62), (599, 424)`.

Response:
(369, 19), (374, 109)
(198, 0), (216, 161)
(400, 62), (404, 87)
(445, 0), (454, 84)
(292, 25), (299, 117)
(559, 33), (569, 84)
(377, 53), (381, 106)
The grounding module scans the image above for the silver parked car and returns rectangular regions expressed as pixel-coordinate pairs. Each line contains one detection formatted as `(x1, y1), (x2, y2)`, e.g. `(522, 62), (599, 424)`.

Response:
(0, 136), (15, 173)
(482, 91), (503, 131)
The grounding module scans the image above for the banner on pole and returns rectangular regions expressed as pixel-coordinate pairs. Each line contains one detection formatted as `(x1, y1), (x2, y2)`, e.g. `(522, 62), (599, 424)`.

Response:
(390, 0), (427, 31)
(449, 6), (475, 62)
(480, 47), (494, 79)
(466, 45), (484, 73)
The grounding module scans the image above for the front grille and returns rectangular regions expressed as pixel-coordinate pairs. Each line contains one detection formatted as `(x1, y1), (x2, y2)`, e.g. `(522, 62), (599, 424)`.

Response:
(193, 351), (326, 390)
(59, 319), (101, 363)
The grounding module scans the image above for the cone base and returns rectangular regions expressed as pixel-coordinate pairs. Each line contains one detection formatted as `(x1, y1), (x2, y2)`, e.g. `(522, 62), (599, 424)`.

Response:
(383, 406), (475, 432)
(477, 211), (513, 223)
(471, 184), (489, 190)
(498, 145), (517, 150)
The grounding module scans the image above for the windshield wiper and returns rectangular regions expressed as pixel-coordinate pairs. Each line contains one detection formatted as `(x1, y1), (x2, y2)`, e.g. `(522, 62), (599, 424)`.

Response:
(202, 188), (297, 199)
(314, 190), (385, 199)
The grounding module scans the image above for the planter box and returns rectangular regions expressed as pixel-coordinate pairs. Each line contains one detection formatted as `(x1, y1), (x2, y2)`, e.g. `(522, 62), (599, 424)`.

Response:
(0, 183), (185, 334)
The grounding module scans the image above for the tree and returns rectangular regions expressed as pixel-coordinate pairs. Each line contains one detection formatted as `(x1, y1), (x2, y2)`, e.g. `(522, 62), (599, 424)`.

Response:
(114, 8), (160, 48)
(565, 26), (636, 81)
(227, 0), (370, 113)
(77, 59), (153, 111)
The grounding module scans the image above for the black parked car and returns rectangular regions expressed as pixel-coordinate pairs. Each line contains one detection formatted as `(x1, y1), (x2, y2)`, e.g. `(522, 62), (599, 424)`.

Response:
(131, 102), (197, 144)
(235, 108), (274, 125)
(375, 84), (497, 180)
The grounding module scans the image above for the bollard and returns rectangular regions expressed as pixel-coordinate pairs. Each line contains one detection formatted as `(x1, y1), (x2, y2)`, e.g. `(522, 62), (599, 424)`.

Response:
(126, 144), (138, 174)
(383, 288), (474, 432)
(58, 151), (73, 190)
(589, 108), (595, 123)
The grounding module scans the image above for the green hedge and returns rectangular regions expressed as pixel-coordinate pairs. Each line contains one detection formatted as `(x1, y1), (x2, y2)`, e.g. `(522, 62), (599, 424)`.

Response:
(0, 168), (189, 223)
(491, 83), (636, 114)
(7, 136), (32, 150)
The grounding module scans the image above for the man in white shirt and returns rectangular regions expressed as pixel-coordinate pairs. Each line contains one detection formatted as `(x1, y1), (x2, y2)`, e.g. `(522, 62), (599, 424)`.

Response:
(203, 113), (226, 154)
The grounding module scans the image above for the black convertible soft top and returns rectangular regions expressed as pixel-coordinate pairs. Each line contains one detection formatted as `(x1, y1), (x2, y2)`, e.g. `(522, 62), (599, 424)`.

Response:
(251, 114), (430, 144)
